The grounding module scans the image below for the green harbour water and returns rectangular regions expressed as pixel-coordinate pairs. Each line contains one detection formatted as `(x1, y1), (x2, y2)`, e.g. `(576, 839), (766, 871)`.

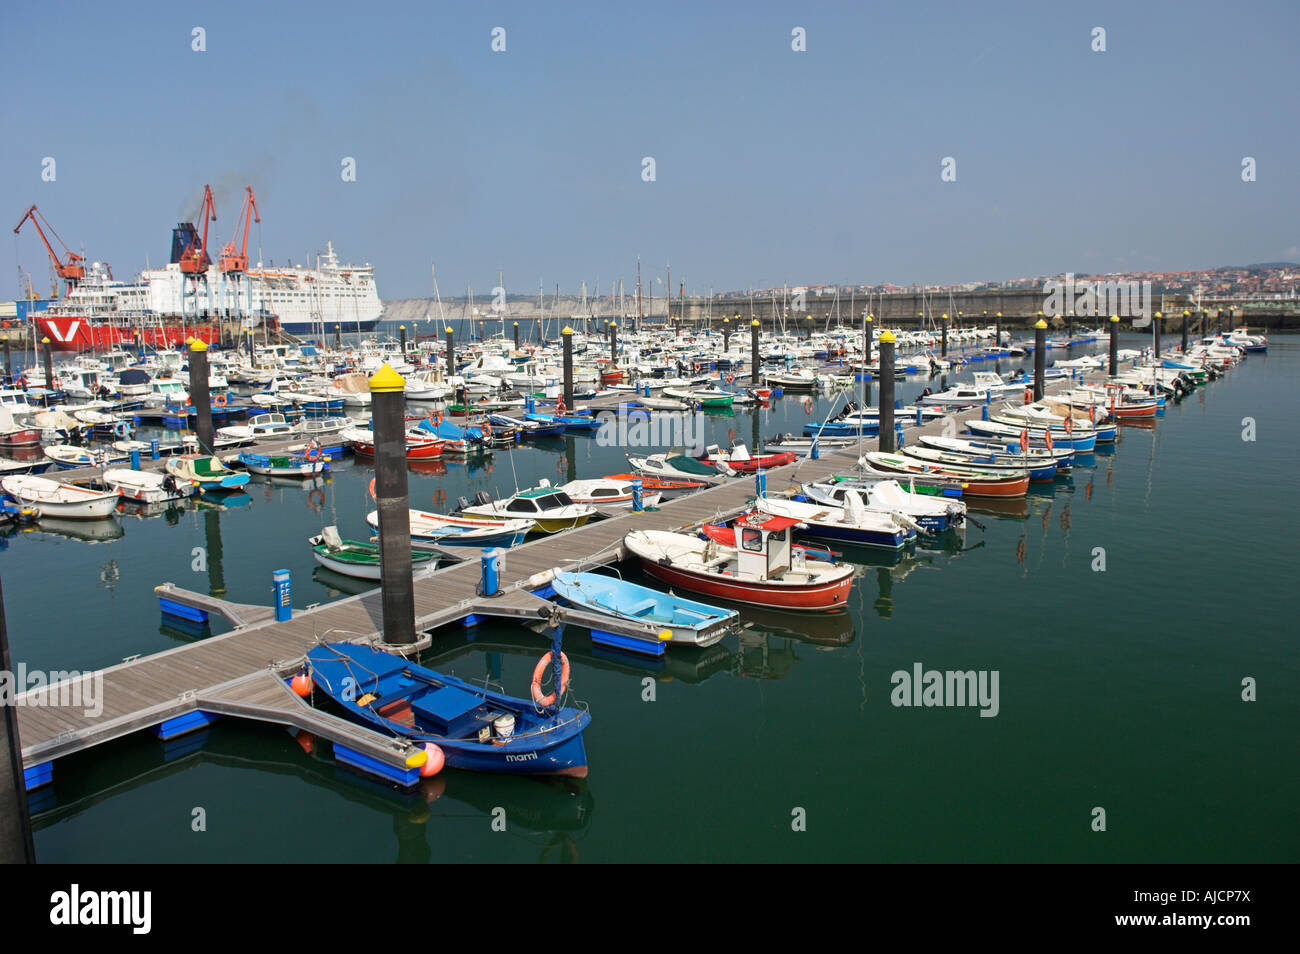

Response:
(7, 335), (1297, 863)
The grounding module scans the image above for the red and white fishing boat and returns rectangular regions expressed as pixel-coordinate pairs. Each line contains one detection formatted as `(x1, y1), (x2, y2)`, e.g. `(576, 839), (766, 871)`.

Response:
(341, 426), (445, 461)
(698, 443), (797, 474)
(623, 514), (854, 613)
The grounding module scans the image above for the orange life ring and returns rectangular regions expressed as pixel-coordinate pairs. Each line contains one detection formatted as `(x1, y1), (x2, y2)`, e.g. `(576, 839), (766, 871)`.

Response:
(213, 393), (228, 407)
(1064, 415), (1074, 433)
(368, 477), (376, 500)
(531, 651), (571, 706)
(801, 397), (814, 413)
(305, 441), (322, 461)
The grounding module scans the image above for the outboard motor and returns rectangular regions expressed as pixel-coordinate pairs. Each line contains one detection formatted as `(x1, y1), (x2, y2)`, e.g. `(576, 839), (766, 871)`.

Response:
(473, 490), (493, 506)
(456, 495), (471, 512)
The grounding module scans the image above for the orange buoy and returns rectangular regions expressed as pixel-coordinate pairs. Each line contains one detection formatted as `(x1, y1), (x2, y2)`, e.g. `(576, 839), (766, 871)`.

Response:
(295, 730), (315, 754)
(531, 651), (571, 706)
(290, 672), (313, 697)
(421, 742), (445, 777)
(1023, 387), (1033, 405)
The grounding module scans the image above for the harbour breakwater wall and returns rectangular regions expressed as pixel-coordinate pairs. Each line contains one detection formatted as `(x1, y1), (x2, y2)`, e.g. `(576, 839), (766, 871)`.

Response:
(381, 291), (1300, 333)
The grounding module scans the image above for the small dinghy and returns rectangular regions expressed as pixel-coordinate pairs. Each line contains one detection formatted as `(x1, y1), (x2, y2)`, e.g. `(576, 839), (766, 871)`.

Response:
(43, 444), (127, 469)
(239, 443), (329, 478)
(165, 454), (251, 490)
(550, 570), (738, 647)
(102, 468), (198, 504)
(1, 474), (120, 519)
(698, 443), (797, 474)
(309, 525), (436, 579)
(305, 642), (591, 777)
(624, 517), (855, 613)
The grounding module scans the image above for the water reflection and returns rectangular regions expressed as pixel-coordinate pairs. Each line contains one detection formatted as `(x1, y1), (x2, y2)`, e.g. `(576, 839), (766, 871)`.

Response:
(30, 724), (593, 864)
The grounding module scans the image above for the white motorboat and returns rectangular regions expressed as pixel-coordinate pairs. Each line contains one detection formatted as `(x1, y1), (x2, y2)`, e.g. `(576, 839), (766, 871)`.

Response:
(559, 478), (663, 510)
(2, 474), (121, 519)
(102, 468), (198, 504)
(458, 481), (597, 533)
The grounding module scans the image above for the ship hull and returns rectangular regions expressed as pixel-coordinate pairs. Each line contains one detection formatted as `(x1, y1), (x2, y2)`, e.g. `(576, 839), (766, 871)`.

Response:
(32, 315), (381, 352)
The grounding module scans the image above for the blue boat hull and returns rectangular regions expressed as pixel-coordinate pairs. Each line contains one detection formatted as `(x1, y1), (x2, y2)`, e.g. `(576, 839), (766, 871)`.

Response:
(306, 643), (590, 777)
(790, 520), (911, 549)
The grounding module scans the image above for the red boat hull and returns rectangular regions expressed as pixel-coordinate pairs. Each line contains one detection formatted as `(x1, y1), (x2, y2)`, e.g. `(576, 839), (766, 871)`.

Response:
(352, 439), (445, 460)
(32, 315), (223, 353)
(636, 558), (851, 613)
(701, 451), (796, 473)
(0, 429), (43, 448)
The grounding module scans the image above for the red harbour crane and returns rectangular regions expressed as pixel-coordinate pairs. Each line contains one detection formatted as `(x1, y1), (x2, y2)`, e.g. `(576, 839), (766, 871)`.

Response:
(218, 186), (259, 274)
(218, 186), (260, 329)
(178, 184), (217, 274)
(12, 205), (86, 294)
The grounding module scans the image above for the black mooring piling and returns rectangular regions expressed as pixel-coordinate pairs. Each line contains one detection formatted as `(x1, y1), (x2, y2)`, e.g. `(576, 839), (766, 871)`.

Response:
(562, 326), (574, 410)
(189, 340), (214, 453)
(1108, 315), (1120, 377)
(878, 330), (896, 454)
(1033, 318), (1047, 400)
(445, 327), (455, 378)
(370, 364), (415, 646)
(0, 574), (37, 864)
(750, 319), (760, 386)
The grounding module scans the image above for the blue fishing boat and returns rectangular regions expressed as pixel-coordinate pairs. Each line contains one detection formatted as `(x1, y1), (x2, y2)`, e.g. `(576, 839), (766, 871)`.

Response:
(490, 414), (564, 439)
(524, 412), (602, 432)
(305, 643), (590, 777)
(550, 571), (739, 647)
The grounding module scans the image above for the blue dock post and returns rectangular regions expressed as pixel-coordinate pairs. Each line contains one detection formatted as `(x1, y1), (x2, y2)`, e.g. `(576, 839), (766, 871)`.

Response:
(525, 394), (535, 414)
(480, 547), (501, 597)
(916, 405), (923, 427)
(549, 614), (565, 711)
(130, 448), (140, 469)
(982, 392), (990, 421)
(811, 438), (819, 459)
(150, 438), (160, 460)
(272, 569), (292, 622)
(631, 478), (644, 512)
(755, 467), (767, 498)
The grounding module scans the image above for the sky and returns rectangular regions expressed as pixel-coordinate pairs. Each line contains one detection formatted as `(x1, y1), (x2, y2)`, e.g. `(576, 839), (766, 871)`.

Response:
(2, 1), (1297, 300)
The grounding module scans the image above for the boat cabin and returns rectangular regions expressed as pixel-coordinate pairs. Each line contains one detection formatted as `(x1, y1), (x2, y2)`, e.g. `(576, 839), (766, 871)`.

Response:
(733, 512), (799, 581)
(501, 487), (576, 514)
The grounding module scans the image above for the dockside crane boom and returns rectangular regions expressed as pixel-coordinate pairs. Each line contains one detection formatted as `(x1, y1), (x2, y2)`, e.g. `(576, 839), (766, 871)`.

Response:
(12, 204), (86, 293)
(218, 186), (260, 274)
(179, 184), (217, 274)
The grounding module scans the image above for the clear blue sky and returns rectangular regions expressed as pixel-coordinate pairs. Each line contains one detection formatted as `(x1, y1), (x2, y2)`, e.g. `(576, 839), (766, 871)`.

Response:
(3, 0), (1296, 300)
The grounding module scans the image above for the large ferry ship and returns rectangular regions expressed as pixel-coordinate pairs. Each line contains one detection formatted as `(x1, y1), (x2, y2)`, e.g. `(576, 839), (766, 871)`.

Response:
(32, 230), (383, 352)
